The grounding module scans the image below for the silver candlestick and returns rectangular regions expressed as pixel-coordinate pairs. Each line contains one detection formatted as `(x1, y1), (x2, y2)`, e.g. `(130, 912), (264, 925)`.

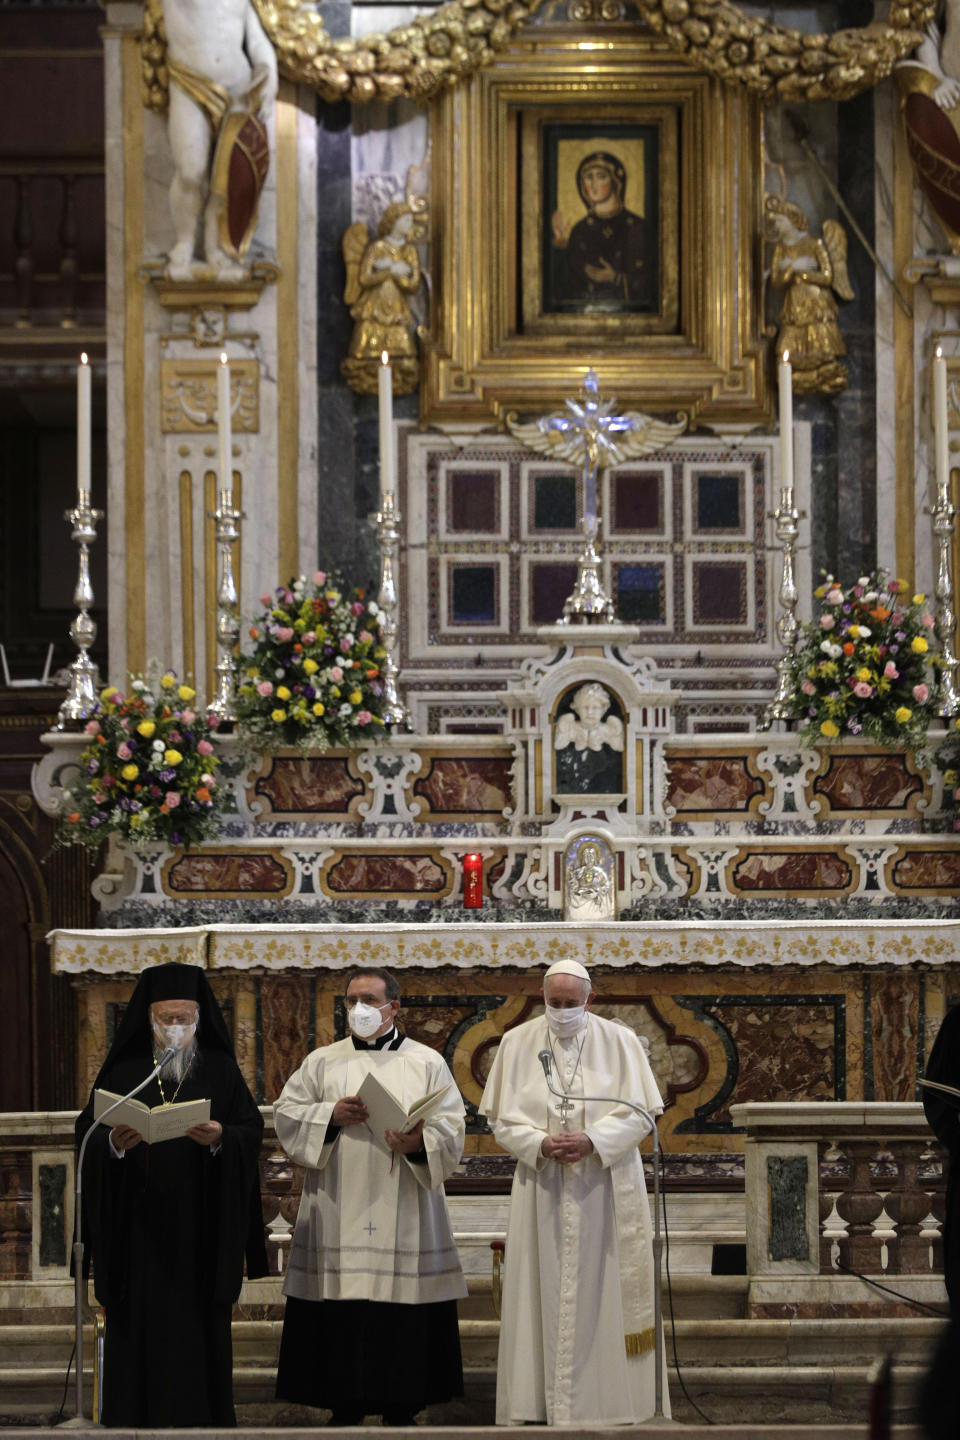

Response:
(563, 513), (614, 623)
(373, 492), (411, 729)
(206, 489), (244, 728)
(760, 490), (802, 729)
(57, 495), (104, 730)
(929, 473), (960, 715)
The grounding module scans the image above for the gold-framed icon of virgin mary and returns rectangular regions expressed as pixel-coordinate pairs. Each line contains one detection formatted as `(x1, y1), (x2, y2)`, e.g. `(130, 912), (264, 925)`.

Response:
(423, 28), (768, 428)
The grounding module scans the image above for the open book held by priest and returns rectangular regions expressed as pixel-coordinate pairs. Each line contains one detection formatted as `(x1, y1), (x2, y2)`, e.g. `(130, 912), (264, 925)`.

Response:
(356, 1069), (450, 1154)
(93, 1088), (211, 1143)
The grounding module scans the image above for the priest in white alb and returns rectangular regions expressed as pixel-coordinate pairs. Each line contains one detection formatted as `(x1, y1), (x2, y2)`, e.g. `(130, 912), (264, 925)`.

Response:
(274, 966), (467, 1425)
(480, 958), (668, 1425)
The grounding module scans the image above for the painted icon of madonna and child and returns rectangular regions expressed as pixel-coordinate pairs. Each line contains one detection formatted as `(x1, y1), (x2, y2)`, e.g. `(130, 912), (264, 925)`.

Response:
(545, 128), (659, 316)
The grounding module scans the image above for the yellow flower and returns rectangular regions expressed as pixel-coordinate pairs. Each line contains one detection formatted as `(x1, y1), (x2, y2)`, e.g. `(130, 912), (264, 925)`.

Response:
(821, 661), (838, 678)
(814, 585), (826, 598)
(856, 667), (872, 683)
(312, 702), (325, 717)
(160, 674), (176, 690)
(178, 684), (195, 701)
(303, 658), (318, 675)
(348, 689), (362, 705)
(331, 686), (341, 699)
(100, 686), (118, 701)
(121, 763), (139, 781)
(276, 685), (292, 701)
(271, 708), (287, 723)
(944, 769), (958, 785)
(246, 666), (258, 678)
(913, 593), (926, 605)
(820, 720), (840, 738)
(164, 748), (183, 765)
(137, 720), (156, 738)
(911, 636), (928, 654)
(848, 624), (861, 639)
(895, 706), (912, 723)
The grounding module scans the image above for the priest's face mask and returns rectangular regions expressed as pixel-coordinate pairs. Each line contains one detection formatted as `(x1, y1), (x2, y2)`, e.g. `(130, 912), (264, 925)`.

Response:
(344, 978), (400, 1039)
(150, 999), (199, 1051)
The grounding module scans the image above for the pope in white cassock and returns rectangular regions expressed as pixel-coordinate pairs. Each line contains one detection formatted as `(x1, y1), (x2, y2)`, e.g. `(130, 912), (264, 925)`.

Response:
(481, 958), (669, 1425)
(274, 966), (467, 1425)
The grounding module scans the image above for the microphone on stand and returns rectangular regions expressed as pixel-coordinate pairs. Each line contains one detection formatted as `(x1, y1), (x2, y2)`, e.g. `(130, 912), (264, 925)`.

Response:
(68, 1044), (178, 1424)
(538, 1049), (553, 1081)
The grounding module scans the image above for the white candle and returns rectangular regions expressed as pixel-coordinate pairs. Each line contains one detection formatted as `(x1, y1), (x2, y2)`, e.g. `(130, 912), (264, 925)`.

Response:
(378, 350), (394, 503)
(77, 353), (91, 500)
(217, 352), (232, 502)
(778, 349), (794, 501)
(935, 345), (950, 493)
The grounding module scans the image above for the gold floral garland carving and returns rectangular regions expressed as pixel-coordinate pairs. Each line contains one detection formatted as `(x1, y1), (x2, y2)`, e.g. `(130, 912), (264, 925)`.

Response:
(142, 0), (936, 112)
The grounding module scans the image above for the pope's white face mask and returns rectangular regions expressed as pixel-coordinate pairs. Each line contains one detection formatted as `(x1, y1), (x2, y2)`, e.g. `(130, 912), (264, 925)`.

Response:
(347, 1000), (393, 1039)
(545, 1004), (588, 1037)
(153, 1021), (196, 1051)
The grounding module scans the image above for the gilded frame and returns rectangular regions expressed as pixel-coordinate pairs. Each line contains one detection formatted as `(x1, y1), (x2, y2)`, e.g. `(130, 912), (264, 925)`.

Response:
(423, 32), (768, 428)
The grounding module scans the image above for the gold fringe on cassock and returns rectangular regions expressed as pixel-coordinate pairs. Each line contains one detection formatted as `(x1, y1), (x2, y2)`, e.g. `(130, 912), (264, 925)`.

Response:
(624, 1327), (655, 1357)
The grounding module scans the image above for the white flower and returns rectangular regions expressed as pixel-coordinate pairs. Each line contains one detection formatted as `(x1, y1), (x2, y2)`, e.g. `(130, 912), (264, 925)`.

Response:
(344, 658), (354, 669)
(152, 739), (164, 752)
(201, 772), (215, 785)
(275, 667), (285, 679)
(864, 591), (878, 603)
(820, 640), (835, 656)
(131, 679), (147, 691)
(857, 575), (870, 586)
(339, 703), (352, 717)
(858, 625), (871, 639)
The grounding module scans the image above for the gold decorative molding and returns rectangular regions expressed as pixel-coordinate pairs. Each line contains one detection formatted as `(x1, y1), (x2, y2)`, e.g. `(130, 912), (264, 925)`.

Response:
(160, 358), (259, 433)
(142, 260), (281, 312)
(123, 33), (147, 678)
(141, 0), (933, 110)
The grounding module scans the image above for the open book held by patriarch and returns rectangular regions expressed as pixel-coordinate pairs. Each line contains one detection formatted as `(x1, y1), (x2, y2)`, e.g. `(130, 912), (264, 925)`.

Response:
(356, 1069), (451, 1154)
(93, 1089), (211, 1143)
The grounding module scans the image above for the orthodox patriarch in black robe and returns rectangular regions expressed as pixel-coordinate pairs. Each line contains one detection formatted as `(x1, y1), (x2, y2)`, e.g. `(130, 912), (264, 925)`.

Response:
(923, 1002), (960, 1309)
(76, 963), (267, 1427)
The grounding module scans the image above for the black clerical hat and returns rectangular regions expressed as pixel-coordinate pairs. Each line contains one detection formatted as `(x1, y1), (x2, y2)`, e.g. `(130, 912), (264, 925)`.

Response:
(96, 961), (235, 1072)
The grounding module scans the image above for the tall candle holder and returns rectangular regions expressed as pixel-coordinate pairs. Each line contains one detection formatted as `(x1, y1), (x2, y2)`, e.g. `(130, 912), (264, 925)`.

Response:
(760, 489), (802, 729)
(206, 490), (244, 728)
(929, 477), (960, 717)
(373, 492), (411, 729)
(57, 495), (104, 730)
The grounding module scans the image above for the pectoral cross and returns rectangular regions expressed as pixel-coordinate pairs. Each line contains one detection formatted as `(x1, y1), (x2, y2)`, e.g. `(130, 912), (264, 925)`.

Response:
(555, 1096), (574, 1130)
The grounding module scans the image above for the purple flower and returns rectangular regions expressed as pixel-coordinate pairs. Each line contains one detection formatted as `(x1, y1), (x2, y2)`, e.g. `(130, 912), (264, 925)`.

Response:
(170, 831), (183, 845)
(159, 768), (176, 783)
(87, 759), (99, 774)
(895, 631), (906, 642)
(848, 719), (862, 735)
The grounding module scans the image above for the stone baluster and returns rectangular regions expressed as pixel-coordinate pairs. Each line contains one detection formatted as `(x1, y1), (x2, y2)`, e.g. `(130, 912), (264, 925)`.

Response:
(817, 1139), (840, 1272)
(833, 1139), (885, 1274)
(59, 173), (78, 329)
(885, 1138), (934, 1274)
(928, 1145), (947, 1275)
(0, 1153), (32, 1280)
(14, 174), (34, 328)
(261, 1146), (294, 1275)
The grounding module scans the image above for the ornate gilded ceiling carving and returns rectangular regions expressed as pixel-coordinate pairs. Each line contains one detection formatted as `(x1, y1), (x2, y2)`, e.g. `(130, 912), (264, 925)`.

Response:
(142, 0), (936, 112)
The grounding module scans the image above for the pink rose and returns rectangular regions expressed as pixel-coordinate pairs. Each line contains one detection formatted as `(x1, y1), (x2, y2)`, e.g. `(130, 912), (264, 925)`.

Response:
(826, 588), (843, 605)
(181, 709), (196, 725)
(358, 630), (373, 644)
(351, 601), (365, 616)
(800, 680), (816, 696)
(340, 637), (352, 653)
(116, 742), (132, 760)
(275, 626), (295, 643)
(208, 715), (220, 729)
(197, 738), (214, 755)
(84, 719), (100, 735)
(853, 682), (873, 698)
(330, 666), (343, 682)
(884, 661), (899, 679)
(913, 683), (929, 703)
(302, 631), (316, 645)
(257, 681), (274, 697)
(819, 615), (835, 630)
(357, 710), (372, 725)
(165, 791), (181, 809)
(923, 613), (936, 629)
(259, 593), (273, 607)
(313, 570), (327, 586)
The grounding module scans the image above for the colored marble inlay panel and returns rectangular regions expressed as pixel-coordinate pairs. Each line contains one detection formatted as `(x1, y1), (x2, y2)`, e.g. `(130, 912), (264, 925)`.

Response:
(164, 852), (291, 895)
(324, 853), (449, 895)
(531, 563), (579, 624)
(612, 469), (664, 532)
(252, 755), (365, 815)
(868, 972), (919, 1102)
(448, 470), (498, 532)
(533, 472), (577, 530)
(691, 560), (748, 625)
(666, 755), (765, 814)
(38, 1163), (67, 1267)
(261, 975), (313, 1101)
(413, 757), (512, 815)
(614, 562), (665, 623)
(767, 1155), (809, 1261)
(450, 564), (498, 625)
(731, 851), (852, 893)
(890, 849), (960, 893)
(694, 472), (743, 533)
(812, 753), (925, 814)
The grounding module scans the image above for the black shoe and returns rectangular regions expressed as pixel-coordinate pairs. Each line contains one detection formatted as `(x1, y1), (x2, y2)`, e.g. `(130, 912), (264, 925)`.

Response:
(382, 1411), (416, 1426)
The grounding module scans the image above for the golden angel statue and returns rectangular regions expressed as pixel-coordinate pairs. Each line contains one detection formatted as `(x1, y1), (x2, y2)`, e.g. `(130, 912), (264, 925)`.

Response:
(340, 201), (422, 396)
(765, 194), (854, 396)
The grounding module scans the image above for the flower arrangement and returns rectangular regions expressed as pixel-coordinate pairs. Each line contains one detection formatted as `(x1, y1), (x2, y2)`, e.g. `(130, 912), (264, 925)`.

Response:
(934, 723), (960, 831)
(56, 675), (227, 852)
(786, 571), (942, 748)
(233, 572), (387, 753)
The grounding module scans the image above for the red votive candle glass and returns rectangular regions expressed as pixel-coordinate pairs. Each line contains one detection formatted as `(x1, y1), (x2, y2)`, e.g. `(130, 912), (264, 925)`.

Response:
(462, 852), (483, 908)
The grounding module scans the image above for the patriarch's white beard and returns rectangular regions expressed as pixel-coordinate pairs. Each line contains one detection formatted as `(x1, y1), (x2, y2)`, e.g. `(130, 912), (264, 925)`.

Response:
(157, 1037), (198, 1085)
